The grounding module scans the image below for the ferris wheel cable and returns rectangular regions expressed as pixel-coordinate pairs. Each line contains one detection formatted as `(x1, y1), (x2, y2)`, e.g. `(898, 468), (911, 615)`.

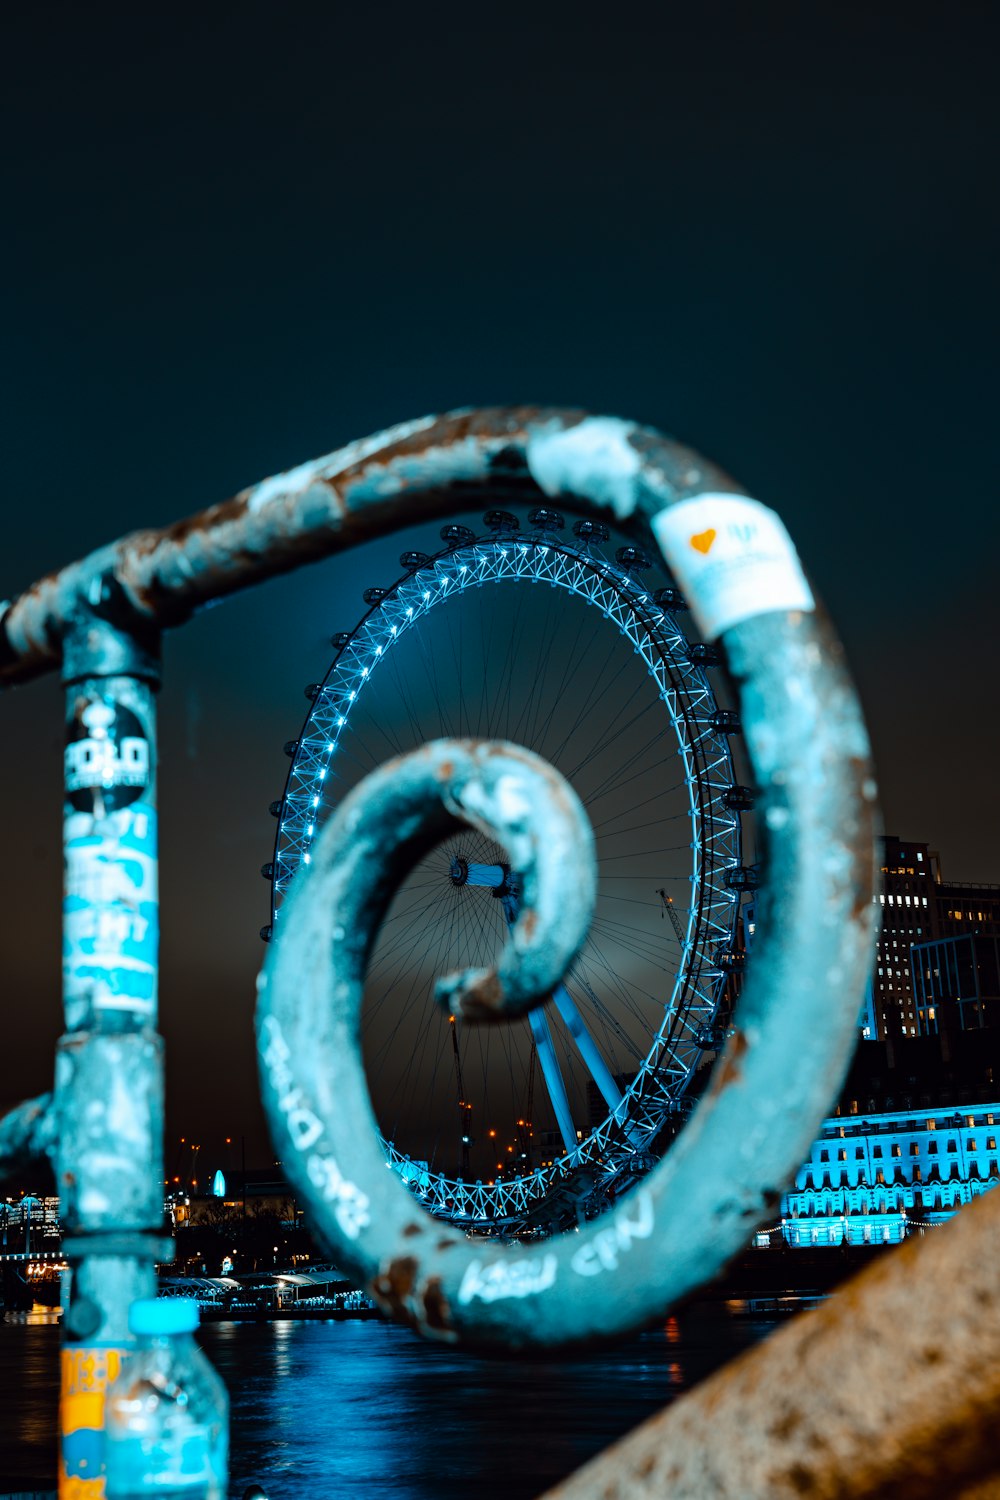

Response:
(575, 941), (669, 1026)
(519, 589), (568, 751)
(584, 922), (676, 972)
(582, 755), (689, 810)
(541, 632), (622, 768)
(563, 677), (665, 787)
(382, 643), (429, 753)
(570, 975), (653, 1053)
(362, 881), (456, 996)
(569, 982), (634, 1074)
(364, 887), (459, 1042)
(525, 600), (608, 760)
(592, 812), (694, 844)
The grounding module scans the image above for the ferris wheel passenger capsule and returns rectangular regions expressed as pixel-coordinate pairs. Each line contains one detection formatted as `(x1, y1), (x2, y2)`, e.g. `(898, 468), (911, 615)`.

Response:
(572, 519), (609, 544)
(710, 711), (741, 735)
(484, 510), (519, 533)
(363, 587), (388, 606)
(440, 524), (476, 547)
(330, 632), (352, 649)
(688, 643), (722, 667)
(615, 545), (652, 574)
(529, 507), (565, 531)
(722, 784), (755, 812)
(654, 586), (689, 610)
(399, 551), (432, 570)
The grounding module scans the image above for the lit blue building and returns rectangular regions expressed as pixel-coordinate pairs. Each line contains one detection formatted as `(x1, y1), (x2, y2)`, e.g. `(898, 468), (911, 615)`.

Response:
(755, 1102), (1000, 1247)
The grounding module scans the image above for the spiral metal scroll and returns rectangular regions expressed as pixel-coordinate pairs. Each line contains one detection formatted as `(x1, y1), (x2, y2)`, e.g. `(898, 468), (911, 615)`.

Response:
(256, 414), (879, 1351)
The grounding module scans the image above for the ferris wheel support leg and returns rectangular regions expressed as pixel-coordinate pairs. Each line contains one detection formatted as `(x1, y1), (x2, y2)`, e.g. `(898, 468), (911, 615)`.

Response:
(529, 1007), (579, 1158)
(550, 986), (645, 1148)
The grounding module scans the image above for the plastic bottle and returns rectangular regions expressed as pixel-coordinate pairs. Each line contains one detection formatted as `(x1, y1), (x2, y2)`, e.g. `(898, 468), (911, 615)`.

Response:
(104, 1297), (229, 1498)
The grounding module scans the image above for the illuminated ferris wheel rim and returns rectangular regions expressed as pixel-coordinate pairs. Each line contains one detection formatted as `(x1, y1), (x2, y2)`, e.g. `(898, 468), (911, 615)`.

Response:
(268, 523), (744, 1226)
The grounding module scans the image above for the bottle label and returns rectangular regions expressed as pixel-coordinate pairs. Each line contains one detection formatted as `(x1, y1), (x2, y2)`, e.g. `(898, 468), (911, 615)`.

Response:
(60, 1344), (124, 1497)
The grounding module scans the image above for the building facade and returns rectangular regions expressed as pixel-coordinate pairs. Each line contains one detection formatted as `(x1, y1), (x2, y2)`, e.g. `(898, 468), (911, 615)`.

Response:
(871, 836), (936, 1039)
(758, 1101), (1000, 1247)
(868, 837), (1000, 1042)
(912, 933), (1000, 1036)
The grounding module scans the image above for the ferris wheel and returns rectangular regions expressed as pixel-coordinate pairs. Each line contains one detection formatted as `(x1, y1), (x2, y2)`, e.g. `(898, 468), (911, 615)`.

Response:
(262, 508), (753, 1233)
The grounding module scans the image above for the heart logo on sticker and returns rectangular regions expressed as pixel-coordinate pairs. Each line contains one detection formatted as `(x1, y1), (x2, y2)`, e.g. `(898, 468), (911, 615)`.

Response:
(689, 528), (716, 555)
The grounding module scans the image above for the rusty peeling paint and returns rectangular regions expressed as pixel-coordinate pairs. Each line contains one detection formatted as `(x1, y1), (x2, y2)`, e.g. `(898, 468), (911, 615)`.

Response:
(421, 1276), (451, 1333)
(709, 1028), (749, 1093)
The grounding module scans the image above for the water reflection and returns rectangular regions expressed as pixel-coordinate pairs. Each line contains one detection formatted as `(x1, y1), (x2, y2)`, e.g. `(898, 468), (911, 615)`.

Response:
(0, 1303), (782, 1498)
(202, 1306), (778, 1500)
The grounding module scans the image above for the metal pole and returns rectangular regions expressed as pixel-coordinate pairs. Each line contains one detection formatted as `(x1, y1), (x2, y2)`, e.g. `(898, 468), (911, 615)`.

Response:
(56, 609), (170, 1498)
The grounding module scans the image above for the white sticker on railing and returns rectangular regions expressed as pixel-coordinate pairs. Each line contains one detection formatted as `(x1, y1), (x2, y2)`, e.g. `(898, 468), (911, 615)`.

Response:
(651, 494), (815, 640)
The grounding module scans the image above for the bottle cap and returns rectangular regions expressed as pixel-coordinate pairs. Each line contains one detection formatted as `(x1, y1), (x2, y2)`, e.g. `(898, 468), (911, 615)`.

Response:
(128, 1297), (200, 1336)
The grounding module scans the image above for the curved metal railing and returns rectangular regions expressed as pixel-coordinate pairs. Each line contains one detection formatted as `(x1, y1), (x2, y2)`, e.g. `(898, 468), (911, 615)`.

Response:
(2, 409), (991, 1496)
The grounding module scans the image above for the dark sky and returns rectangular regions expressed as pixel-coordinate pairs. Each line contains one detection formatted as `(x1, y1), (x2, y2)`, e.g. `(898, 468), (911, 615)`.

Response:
(2, 2), (998, 1168)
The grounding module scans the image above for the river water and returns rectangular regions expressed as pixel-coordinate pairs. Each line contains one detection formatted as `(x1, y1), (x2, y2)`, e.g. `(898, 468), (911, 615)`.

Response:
(0, 1303), (786, 1498)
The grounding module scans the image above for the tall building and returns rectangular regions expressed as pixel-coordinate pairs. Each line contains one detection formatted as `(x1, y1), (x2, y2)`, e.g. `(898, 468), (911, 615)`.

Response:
(869, 839), (1000, 1042)
(872, 836), (937, 1039)
(934, 883), (1000, 940)
(912, 933), (1000, 1036)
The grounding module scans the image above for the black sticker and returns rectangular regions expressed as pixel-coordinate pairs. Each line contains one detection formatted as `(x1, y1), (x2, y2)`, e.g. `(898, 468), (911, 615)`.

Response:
(65, 696), (151, 814)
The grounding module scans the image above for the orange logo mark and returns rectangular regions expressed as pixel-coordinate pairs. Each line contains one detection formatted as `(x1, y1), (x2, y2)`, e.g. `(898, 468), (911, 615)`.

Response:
(689, 528), (716, 555)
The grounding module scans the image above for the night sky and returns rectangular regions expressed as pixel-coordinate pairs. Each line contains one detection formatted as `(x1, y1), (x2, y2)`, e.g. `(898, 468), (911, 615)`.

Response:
(1, 3), (998, 1169)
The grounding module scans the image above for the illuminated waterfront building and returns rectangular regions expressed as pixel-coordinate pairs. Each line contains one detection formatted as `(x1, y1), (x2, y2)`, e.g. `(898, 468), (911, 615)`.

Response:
(763, 1102), (1000, 1248)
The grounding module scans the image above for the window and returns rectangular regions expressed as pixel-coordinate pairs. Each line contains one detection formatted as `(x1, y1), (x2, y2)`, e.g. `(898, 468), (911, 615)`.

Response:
(819, 1150), (829, 1162)
(927, 1142), (938, 1155)
(910, 1143), (920, 1156)
(988, 1138), (997, 1151)
(873, 1145), (883, 1158)
(855, 1147), (865, 1160)
(892, 1145), (902, 1158)
(838, 1149), (847, 1162)
(969, 1139), (978, 1151)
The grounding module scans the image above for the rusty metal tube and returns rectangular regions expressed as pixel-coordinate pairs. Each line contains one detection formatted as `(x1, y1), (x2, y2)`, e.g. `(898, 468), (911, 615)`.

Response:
(543, 1186), (1000, 1500)
(0, 409), (730, 686)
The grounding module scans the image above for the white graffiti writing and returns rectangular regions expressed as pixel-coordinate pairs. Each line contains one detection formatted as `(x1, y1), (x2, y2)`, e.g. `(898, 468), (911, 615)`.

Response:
(259, 1015), (370, 1239)
(457, 1253), (557, 1306)
(570, 1190), (655, 1277)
